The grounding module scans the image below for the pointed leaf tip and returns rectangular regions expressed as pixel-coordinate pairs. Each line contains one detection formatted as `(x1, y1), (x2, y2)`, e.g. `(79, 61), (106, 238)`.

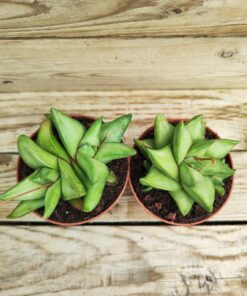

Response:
(51, 108), (85, 158)
(17, 135), (58, 170)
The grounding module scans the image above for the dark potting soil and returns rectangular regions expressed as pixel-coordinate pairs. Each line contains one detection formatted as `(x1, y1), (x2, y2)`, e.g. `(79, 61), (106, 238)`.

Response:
(18, 116), (128, 224)
(130, 123), (233, 224)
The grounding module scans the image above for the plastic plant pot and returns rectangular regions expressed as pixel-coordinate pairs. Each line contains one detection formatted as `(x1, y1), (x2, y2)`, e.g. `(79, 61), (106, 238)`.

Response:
(16, 115), (129, 226)
(129, 119), (234, 226)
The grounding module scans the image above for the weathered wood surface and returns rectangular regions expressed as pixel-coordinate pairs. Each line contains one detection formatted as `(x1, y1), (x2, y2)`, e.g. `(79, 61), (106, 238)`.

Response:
(1, 38), (247, 92)
(0, 90), (246, 152)
(1, 0), (247, 38)
(0, 225), (246, 295)
(0, 151), (246, 222)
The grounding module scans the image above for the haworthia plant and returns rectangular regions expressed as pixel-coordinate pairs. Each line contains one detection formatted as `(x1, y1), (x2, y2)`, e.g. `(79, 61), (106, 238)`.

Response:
(0, 109), (135, 219)
(135, 114), (238, 216)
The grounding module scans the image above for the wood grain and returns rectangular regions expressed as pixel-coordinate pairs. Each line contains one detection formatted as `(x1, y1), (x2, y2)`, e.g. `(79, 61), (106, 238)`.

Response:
(1, 0), (247, 38)
(0, 151), (246, 222)
(1, 38), (247, 92)
(0, 225), (246, 295)
(0, 90), (246, 152)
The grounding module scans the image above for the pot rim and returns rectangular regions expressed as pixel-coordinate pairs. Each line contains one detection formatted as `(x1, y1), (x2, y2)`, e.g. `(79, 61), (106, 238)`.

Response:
(16, 114), (129, 226)
(128, 117), (234, 226)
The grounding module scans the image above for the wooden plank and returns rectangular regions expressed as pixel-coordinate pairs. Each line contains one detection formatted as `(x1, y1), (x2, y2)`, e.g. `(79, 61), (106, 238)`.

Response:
(0, 225), (246, 295)
(1, 0), (247, 38)
(1, 38), (247, 92)
(0, 90), (246, 152)
(0, 151), (246, 222)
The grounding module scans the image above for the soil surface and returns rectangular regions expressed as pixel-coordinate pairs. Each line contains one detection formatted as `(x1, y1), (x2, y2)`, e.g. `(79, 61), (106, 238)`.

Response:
(130, 122), (233, 224)
(18, 116), (128, 224)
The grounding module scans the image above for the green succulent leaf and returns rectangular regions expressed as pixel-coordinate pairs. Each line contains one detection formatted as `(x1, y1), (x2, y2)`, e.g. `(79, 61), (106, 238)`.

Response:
(29, 168), (59, 185)
(185, 158), (235, 178)
(58, 159), (86, 201)
(0, 171), (49, 201)
(215, 185), (225, 196)
(140, 166), (181, 192)
(17, 135), (58, 170)
(77, 144), (96, 157)
(51, 108), (85, 158)
(204, 139), (239, 159)
(106, 170), (118, 186)
(179, 162), (204, 187)
(43, 179), (61, 219)
(7, 198), (45, 219)
(134, 138), (155, 159)
(186, 140), (213, 158)
(147, 145), (179, 180)
(95, 142), (136, 163)
(187, 139), (239, 159)
(212, 175), (225, 187)
(169, 189), (194, 216)
(99, 114), (132, 143)
(182, 176), (215, 212)
(79, 116), (103, 147)
(37, 119), (70, 162)
(77, 154), (109, 212)
(185, 115), (206, 142)
(173, 121), (192, 165)
(154, 114), (174, 149)
(71, 161), (88, 185)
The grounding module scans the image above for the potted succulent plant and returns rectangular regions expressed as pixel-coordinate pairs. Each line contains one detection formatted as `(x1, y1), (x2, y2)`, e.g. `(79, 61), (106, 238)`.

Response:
(130, 114), (239, 225)
(0, 108), (136, 225)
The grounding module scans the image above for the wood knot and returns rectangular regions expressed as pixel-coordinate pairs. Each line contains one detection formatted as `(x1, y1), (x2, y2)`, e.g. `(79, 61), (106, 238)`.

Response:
(220, 50), (234, 59)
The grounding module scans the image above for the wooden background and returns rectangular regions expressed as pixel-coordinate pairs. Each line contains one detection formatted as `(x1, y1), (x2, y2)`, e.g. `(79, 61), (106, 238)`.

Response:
(0, 1), (247, 295)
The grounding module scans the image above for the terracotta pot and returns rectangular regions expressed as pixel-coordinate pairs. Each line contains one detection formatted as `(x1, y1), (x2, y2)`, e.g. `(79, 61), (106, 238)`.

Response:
(129, 118), (234, 226)
(16, 115), (129, 226)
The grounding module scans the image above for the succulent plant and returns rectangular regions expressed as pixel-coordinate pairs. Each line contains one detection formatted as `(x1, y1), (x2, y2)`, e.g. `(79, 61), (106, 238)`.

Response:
(135, 114), (239, 216)
(0, 108), (136, 219)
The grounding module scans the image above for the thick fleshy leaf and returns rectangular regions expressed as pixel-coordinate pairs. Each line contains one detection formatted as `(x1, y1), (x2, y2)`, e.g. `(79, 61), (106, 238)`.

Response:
(182, 176), (215, 212)
(29, 168), (59, 185)
(173, 121), (192, 165)
(95, 142), (136, 163)
(7, 198), (45, 219)
(99, 114), (132, 143)
(58, 159), (86, 201)
(17, 135), (58, 169)
(37, 119), (70, 162)
(77, 155), (109, 212)
(154, 114), (174, 149)
(169, 189), (194, 216)
(212, 175), (224, 187)
(51, 108), (85, 158)
(142, 186), (153, 193)
(43, 179), (61, 219)
(147, 145), (179, 180)
(215, 185), (225, 196)
(79, 116), (103, 147)
(134, 138), (154, 159)
(71, 161), (88, 185)
(204, 139), (239, 159)
(77, 144), (96, 157)
(0, 171), (48, 201)
(106, 170), (118, 186)
(179, 162), (204, 186)
(185, 115), (206, 142)
(140, 166), (181, 192)
(187, 139), (239, 159)
(186, 140), (213, 158)
(185, 158), (235, 178)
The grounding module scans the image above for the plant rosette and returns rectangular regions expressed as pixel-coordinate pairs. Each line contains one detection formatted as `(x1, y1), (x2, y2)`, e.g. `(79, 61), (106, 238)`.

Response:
(129, 114), (238, 225)
(1, 109), (136, 226)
